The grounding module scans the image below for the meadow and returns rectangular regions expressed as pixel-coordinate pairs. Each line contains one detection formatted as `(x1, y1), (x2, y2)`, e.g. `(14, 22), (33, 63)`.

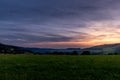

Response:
(0, 55), (120, 80)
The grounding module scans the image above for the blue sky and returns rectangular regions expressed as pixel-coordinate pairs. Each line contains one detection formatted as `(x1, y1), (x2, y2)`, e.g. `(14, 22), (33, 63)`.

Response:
(0, 0), (120, 48)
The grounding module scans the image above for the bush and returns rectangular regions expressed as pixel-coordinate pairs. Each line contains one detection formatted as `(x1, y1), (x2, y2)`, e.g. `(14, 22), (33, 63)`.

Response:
(71, 51), (78, 55)
(81, 51), (91, 55)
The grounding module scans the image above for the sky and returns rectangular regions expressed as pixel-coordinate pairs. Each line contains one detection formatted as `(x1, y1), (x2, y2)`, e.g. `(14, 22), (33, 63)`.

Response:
(0, 0), (120, 48)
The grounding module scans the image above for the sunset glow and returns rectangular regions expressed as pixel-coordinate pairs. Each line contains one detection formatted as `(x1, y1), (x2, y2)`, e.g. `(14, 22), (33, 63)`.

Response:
(0, 0), (120, 48)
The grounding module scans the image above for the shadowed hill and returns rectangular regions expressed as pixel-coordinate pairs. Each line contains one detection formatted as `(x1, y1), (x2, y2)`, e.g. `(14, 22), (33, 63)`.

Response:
(0, 43), (29, 54)
(83, 43), (120, 54)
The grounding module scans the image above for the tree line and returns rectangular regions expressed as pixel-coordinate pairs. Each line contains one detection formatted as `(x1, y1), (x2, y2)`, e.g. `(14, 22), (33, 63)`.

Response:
(33, 51), (91, 55)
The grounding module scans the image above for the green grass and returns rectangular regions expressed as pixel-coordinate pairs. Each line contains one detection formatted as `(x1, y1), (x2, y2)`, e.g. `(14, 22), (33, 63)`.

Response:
(0, 55), (120, 80)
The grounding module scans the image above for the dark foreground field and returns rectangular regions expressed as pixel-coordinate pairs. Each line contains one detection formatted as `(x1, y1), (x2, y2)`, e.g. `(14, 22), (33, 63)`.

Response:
(1, 55), (120, 80)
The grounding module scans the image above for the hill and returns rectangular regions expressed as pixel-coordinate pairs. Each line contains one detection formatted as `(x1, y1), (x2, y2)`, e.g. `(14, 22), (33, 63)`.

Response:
(1, 42), (120, 54)
(0, 43), (29, 54)
(83, 43), (120, 54)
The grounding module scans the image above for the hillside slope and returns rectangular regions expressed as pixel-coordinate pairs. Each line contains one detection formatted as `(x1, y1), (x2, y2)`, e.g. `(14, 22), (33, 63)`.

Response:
(83, 43), (120, 54)
(0, 43), (28, 54)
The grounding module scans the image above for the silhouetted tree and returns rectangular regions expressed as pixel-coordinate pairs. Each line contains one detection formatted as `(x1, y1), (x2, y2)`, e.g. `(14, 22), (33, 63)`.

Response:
(71, 51), (78, 55)
(81, 51), (91, 55)
(114, 52), (119, 55)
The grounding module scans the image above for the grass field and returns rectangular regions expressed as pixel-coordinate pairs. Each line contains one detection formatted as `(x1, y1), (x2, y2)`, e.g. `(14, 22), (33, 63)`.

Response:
(0, 55), (120, 80)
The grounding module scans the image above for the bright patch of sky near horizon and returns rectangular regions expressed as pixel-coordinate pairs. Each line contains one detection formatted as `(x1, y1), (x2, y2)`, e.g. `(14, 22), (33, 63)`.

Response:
(0, 0), (120, 48)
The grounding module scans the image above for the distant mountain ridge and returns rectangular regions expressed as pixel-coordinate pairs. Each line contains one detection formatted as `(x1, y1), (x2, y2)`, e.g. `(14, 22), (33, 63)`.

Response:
(25, 48), (81, 53)
(24, 43), (120, 54)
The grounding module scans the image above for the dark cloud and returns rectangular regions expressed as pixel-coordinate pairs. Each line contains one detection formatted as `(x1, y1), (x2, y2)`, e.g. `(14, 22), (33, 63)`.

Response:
(0, 27), (28, 32)
(0, 0), (118, 21)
